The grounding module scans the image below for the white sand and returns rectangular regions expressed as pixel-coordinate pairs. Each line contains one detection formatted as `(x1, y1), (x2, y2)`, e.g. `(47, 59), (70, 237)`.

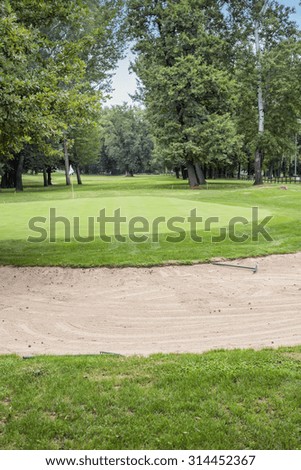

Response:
(1, 253), (301, 356)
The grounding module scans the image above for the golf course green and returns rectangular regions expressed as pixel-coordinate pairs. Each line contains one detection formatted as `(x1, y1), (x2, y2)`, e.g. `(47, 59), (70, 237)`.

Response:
(0, 174), (300, 266)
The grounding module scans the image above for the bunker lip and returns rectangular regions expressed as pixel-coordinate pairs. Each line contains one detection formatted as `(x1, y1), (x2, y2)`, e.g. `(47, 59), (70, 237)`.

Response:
(1, 252), (300, 357)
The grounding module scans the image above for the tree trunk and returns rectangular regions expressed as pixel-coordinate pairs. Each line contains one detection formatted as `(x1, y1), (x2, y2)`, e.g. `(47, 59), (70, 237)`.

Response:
(1, 173), (6, 188)
(268, 166), (273, 178)
(1, 171), (14, 188)
(187, 161), (199, 188)
(63, 138), (71, 186)
(181, 165), (188, 180)
(195, 162), (206, 185)
(76, 164), (82, 185)
(207, 166), (214, 179)
(254, 148), (263, 185)
(247, 151), (252, 179)
(254, 11), (267, 186)
(15, 153), (25, 192)
(43, 167), (48, 187)
(47, 167), (52, 185)
(294, 134), (298, 176)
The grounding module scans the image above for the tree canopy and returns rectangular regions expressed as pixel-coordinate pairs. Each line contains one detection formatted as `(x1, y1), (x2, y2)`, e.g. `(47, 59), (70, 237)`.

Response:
(127, 0), (301, 186)
(100, 105), (154, 176)
(1, 0), (301, 189)
(0, 0), (125, 189)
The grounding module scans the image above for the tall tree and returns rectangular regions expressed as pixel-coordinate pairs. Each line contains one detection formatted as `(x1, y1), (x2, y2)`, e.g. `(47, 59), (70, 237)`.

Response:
(68, 123), (102, 184)
(100, 105), (154, 175)
(127, 0), (242, 187)
(224, 0), (301, 184)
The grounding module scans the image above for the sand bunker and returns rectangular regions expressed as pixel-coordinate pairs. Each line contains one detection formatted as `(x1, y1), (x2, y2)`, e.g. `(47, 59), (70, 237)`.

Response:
(1, 253), (301, 356)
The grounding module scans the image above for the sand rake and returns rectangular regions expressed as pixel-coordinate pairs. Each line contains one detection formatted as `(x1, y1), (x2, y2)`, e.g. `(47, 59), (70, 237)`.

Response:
(211, 261), (258, 274)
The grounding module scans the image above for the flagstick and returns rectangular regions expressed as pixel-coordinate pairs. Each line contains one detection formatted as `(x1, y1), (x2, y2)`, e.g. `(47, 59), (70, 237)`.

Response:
(69, 164), (75, 199)
(71, 175), (75, 199)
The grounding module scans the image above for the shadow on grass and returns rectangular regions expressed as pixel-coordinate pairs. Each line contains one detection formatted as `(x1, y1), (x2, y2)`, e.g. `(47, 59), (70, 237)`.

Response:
(1, 176), (254, 195)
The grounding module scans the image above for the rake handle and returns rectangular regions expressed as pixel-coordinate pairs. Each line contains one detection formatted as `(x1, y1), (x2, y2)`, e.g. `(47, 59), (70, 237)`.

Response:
(212, 262), (258, 273)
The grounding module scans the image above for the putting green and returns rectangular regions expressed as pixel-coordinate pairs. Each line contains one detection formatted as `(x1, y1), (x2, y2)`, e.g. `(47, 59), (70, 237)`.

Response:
(0, 196), (271, 241)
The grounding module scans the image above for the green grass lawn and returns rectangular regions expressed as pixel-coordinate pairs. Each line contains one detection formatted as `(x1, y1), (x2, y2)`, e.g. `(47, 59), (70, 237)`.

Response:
(0, 173), (300, 266)
(1, 348), (301, 450)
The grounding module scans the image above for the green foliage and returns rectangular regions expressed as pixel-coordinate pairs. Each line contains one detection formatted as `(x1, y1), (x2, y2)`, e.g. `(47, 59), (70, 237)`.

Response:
(0, 0), (125, 186)
(2, 0), (301, 183)
(100, 105), (154, 174)
(225, 1), (301, 174)
(126, 0), (301, 180)
(0, 3), (57, 157)
(127, 0), (243, 175)
(69, 124), (102, 168)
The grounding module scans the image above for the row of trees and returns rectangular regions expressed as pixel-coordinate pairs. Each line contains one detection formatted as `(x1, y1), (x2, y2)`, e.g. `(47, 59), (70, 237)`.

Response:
(1, 0), (301, 189)
(0, 104), (156, 185)
(127, 0), (301, 186)
(0, 0), (125, 190)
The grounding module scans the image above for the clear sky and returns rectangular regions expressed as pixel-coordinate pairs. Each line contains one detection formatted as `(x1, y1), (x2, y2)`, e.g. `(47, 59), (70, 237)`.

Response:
(106, 0), (301, 106)
(106, 49), (137, 106)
